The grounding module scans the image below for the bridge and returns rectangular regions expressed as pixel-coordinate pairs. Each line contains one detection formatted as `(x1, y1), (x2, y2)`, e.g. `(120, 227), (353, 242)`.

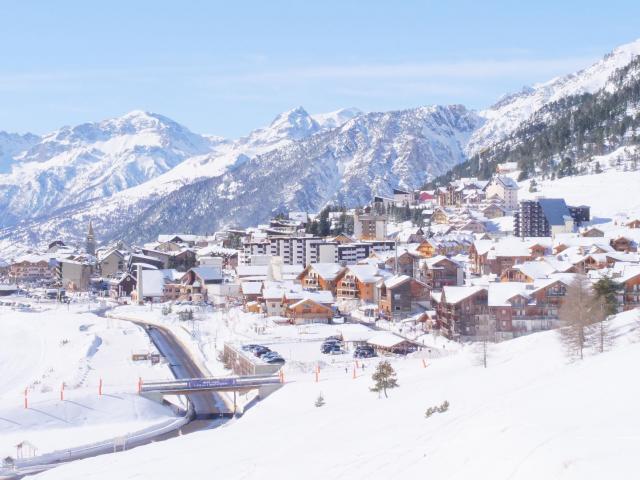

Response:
(140, 374), (283, 396)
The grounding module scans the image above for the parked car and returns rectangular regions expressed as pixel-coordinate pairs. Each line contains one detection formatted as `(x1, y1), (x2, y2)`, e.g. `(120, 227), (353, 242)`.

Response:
(321, 341), (343, 354)
(265, 356), (285, 364)
(261, 351), (281, 361)
(253, 347), (272, 357)
(241, 344), (262, 352)
(354, 345), (376, 358)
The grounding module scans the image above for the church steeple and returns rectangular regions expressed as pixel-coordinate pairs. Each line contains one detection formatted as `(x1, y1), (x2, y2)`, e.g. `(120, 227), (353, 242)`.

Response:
(86, 221), (96, 255)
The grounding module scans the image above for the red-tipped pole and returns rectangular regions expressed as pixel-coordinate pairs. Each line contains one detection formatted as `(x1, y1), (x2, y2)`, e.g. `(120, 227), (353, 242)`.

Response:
(355, 359), (360, 369)
(60, 383), (64, 401)
(99, 378), (103, 396)
(137, 377), (143, 394)
(352, 366), (357, 380)
(422, 358), (427, 368)
(24, 388), (28, 409)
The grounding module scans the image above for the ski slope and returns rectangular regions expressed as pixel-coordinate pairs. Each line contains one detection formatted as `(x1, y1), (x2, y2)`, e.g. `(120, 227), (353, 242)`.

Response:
(31, 309), (640, 480)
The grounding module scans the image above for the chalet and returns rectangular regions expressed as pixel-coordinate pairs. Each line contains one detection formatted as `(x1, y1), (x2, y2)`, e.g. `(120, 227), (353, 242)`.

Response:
(626, 219), (640, 229)
(610, 236), (636, 253)
(169, 249), (197, 271)
(418, 255), (463, 290)
(434, 286), (489, 340)
(377, 275), (429, 318)
(500, 261), (557, 283)
(140, 249), (171, 269)
(366, 331), (418, 355)
(129, 253), (165, 271)
(335, 264), (387, 302)
(98, 249), (125, 277)
(616, 265), (640, 311)
(481, 203), (506, 219)
(179, 266), (223, 302)
(431, 207), (451, 225)
(458, 219), (487, 234)
(108, 272), (136, 299)
(297, 263), (345, 294)
(581, 227), (605, 237)
(241, 281), (263, 303)
(285, 298), (333, 324)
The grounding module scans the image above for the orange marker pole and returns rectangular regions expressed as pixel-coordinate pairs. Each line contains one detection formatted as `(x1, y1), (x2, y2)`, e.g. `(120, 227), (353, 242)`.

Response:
(352, 366), (356, 379)
(422, 358), (427, 368)
(355, 360), (360, 369)
(24, 388), (28, 409)
(137, 377), (143, 394)
(99, 378), (103, 396)
(60, 383), (64, 401)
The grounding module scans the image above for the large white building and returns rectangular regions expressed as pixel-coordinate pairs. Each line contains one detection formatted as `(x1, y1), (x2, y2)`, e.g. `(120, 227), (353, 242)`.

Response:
(485, 176), (519, 210)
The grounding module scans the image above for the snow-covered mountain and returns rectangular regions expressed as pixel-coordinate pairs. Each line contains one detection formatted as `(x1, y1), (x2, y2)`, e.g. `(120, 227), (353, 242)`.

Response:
(3, 37), (640, 252)
(113, 105), (481, 242)
(467, 38), (640, 155)
(0, 131), (40, 173)
(0, 111), (214, 226)
(0, 106), (368, 250)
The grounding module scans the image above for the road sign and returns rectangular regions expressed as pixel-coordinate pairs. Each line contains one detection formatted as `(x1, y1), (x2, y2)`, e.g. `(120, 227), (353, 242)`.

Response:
(187, 378), (238, 389)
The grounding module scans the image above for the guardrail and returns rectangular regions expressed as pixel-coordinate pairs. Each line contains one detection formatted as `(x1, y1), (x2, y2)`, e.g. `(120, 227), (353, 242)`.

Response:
(141, 375), (282, 393)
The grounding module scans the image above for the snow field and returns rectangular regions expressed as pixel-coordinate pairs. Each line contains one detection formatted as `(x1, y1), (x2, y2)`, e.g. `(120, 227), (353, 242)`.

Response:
(32, 310), (640, 480)
(0, 302), (178, 459)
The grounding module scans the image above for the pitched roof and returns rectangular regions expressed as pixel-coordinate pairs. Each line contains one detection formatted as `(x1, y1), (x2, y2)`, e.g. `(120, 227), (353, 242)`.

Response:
(442, 285), (486, 304)
(308, 263), (344, 281)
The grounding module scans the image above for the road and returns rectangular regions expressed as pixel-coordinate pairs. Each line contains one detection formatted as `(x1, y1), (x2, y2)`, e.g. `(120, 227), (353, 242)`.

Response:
(0, 316), (228, 479)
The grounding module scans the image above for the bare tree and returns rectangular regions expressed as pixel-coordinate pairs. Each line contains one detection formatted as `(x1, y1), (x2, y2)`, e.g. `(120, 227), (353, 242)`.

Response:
(475, 314), (495, 368)
(558, 276), (604, 360)
(588, 298), (614, 354)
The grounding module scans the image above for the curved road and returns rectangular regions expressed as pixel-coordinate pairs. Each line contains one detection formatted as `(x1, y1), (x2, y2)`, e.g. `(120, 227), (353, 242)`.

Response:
(0, 318), (228, 479)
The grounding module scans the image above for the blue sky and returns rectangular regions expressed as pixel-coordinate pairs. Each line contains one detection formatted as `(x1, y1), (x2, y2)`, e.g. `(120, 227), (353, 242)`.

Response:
(1, 0), (639, 137)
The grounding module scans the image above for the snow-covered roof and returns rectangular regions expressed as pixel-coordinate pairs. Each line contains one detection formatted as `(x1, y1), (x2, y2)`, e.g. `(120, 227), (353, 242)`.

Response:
(510, 261), (557, 279)
(384, 275), (412, 289)
(488, 282), (532, 307)
(442, 285), (486, 304)
(241, 281), (263, 295)
(308, 263), (344, 281)
(191, 266), (223, 283)
(284, 289), (334, 304)
(345, 264), (382, 283)
(366, 332), (408, 348)
(237, 265), (269, 277)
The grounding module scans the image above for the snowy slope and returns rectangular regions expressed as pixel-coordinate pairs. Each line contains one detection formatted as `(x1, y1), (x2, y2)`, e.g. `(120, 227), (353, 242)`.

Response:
(0, 302), (177, 459)
(520, 164), (640, 221)
(31, 310), (640, 480)
(467, 38), (640, 155)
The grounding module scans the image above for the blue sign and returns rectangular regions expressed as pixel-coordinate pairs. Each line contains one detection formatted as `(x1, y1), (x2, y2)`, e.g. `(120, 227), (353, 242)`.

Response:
(187, 378), (238, 389)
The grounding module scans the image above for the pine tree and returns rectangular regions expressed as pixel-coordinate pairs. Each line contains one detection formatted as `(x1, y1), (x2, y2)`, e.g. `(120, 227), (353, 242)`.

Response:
(370, 360), (399, 398)
(529, 178), (538, 193)
(315, 392), (325, 407)
(594, 161), (603, 173)
(592, 276), (620, 316)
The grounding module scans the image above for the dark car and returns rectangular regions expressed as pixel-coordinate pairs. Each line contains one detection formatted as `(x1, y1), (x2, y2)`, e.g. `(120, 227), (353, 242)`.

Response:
(321, 341), (343, 353)
(253, 346), (272, 357)
(265, 356), (285, 364)
(241, 344), (262, 352)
